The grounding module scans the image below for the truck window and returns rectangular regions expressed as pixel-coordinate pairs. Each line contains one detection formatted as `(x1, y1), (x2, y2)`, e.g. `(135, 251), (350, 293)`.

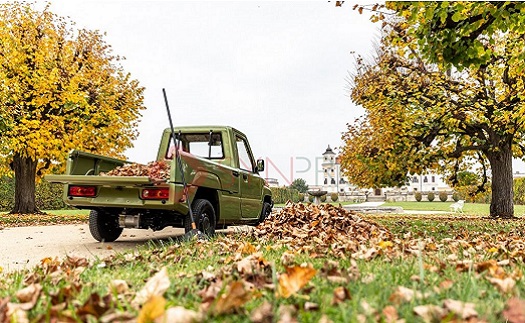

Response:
(236, 136), (255, 172)
(166, 133), (224, 159)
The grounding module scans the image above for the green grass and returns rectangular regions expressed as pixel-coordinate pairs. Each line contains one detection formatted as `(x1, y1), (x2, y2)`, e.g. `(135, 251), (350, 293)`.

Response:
(384, 201), (525, 215)
(1, 211), (525, 322)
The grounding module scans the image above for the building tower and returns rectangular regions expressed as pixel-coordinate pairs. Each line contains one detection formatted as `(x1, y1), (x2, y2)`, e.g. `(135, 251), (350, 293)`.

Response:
(322, 145), (336, 192)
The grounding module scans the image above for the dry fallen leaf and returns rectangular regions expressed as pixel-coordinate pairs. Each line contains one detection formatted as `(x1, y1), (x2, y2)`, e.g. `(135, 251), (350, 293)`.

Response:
(250, 301), (273, 323)
(138, 295), (166, 323)
(109, 280), (129, 294)
(133, 267), (171, 307)
(332, 286), (351, 305)
(382, 305), (399, 323)
(442, 299), (478, 320)
(487, 277), (516, 294)
(278, 264), (316, 298)
(212, 281), (252, 315)
(155, 306), (202, 323)
(304, 302), (319, 311)
(277, 305), (297, 323)
(15, 283), (42, 310)
(413, 305), (444, 323)
(502, 298), (525, 323)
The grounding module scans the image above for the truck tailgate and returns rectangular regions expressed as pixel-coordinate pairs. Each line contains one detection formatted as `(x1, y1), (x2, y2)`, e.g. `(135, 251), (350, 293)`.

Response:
(45, 175), (156, 186)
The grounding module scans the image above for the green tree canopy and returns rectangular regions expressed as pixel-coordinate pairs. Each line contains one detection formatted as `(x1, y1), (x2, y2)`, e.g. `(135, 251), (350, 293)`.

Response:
(290, 178), (309, 194)
(385, 2), (525, 71)
(0, 2), (145, 213)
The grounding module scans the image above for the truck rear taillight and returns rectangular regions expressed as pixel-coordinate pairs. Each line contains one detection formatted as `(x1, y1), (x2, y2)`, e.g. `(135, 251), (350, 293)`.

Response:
(141, 188), (170, 200)
(68, 185), (97, 197)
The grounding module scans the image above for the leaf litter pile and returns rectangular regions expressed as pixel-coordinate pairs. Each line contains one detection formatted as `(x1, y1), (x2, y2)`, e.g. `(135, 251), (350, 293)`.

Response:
(100, 161), (171, 182)
(3, 203), (525, 322)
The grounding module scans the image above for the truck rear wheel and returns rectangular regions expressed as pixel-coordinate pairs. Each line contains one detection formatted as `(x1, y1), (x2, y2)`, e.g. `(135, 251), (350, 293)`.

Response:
(89, 210), (123, 242)
(185, 199), (216, 236)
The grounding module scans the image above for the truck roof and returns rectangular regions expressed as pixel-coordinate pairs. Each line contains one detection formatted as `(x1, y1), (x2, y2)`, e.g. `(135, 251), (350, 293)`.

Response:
(163, 125), (248, 138)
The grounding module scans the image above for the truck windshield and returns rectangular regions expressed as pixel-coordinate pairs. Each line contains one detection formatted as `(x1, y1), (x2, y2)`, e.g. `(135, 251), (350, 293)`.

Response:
(166, 133), (224, 159)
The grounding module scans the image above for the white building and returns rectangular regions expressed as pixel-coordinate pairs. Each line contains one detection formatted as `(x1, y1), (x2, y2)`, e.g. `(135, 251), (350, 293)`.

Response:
(407, 174), (450, 192)
(316, 144), (452, 201)
(319, 145), (353, 194)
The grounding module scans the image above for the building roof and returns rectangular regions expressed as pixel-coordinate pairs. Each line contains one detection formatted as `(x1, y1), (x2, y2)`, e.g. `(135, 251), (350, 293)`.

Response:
(322, 145), (335, 155)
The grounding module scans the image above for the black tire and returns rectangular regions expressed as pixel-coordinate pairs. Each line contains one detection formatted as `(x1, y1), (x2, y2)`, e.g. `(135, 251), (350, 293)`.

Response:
(258, 202), (272, 224)
(185, 199), (216, 236)
(89, 210), (123, 242)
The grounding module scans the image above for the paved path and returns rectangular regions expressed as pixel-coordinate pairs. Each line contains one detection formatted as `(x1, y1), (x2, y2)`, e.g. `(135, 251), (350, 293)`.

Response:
(0, 224), (186, 273)
(354, 201), (385, 207)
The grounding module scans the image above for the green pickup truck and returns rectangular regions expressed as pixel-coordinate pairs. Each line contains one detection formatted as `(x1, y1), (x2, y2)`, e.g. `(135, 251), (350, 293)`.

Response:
(46, 126), (273, 242)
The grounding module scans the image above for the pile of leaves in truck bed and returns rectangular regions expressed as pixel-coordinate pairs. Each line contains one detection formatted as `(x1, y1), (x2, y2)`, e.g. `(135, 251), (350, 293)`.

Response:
(100, 161), (171, 181)
(249, 202), (394, 259)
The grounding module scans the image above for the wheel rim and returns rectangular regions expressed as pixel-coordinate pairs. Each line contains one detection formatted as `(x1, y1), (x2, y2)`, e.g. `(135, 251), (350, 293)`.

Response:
(200, 212), (211, 234)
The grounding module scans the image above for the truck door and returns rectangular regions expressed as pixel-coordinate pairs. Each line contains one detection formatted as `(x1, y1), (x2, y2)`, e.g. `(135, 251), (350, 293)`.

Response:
(235, 135), (264, 219)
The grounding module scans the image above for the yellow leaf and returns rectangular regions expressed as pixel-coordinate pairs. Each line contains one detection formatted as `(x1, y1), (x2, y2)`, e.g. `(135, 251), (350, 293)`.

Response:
(138, 296), (166, 323)
(278, 264), (317, 298)
(212, 281), (252, 315)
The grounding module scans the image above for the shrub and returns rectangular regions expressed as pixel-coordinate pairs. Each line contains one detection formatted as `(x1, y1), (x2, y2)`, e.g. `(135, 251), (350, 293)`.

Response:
(298, 193), (305, 202)
(454, 185), (491, 203)
(0, 177), (69, 212)
(514, 178), (525, 205)
(415, 192), (422, 202)
(452, 192), (460, 202)
(308, 195), (314, 203)
(427, 192), (435, 202)
(0, 176), (15, 211)
(330, 192), (338, 202)
(36, 181), (69, 210)
(320, 194), (327, 203)
(438, 191), (448, 202)
(270, 187), (300, 204)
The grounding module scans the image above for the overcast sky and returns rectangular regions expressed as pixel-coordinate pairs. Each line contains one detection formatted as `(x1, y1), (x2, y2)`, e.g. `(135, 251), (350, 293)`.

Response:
(41, 1), (380, 185)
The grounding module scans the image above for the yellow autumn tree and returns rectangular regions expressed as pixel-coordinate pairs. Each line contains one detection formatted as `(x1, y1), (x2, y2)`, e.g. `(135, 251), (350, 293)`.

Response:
(342, 18), (525, 218)
(0, 2), (145, 214)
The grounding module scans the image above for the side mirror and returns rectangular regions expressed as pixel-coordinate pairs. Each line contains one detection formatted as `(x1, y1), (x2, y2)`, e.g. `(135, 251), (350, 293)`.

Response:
(256, 159), (265, 172)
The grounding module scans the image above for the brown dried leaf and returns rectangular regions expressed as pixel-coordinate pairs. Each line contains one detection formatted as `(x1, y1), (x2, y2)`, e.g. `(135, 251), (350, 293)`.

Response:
(502, 298), (525, 323)
(442, 299), (478, 320)
(332, 286), (351, 305)
(304, 302), (319, 311)
(155, 306), (202, 323)
(250, 301), (273, 323)
(413, 305), (444, 322)
(133, 267), (171, 306)
(278, 265), (316, 298)
(212, 281), (252, 315)
(109, 280), (129, 294)
(76, 293), (112, 318)
(487, 277), (516, 294)
(15, 283), (42, 307)
(382, 305), (399, 323)
(277, 305), (297, 323)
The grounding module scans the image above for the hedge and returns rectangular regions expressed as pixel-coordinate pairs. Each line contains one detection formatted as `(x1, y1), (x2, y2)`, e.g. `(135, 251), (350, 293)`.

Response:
(0, 177), (69, 212)
(270, 187), (301, 204)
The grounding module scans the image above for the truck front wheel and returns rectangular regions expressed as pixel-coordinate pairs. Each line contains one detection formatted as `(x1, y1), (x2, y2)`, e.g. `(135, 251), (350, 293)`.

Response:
(185, 199), (216, 236)
(259, 202), (272, 224)
(89, 210), (123, 242)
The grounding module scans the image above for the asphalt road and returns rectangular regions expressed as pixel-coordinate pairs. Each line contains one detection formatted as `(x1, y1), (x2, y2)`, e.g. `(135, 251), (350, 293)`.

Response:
(0, 224), (186, 272)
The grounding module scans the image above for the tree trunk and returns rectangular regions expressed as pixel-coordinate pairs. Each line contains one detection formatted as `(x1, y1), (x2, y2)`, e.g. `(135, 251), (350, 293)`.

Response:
(487, 146), (514, 218)
(11, 153), (40, 214)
